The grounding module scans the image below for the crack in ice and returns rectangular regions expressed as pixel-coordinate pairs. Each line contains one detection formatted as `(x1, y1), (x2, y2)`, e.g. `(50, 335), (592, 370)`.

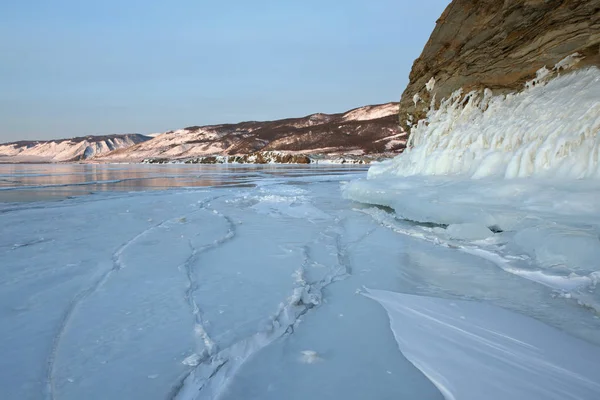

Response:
(171, 217), (355, 400)
(45, 209), (198, 400)
(179, 196), (237, 368)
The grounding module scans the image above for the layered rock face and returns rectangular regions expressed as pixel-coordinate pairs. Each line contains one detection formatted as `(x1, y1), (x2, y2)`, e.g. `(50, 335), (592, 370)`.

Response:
(400, 0), (600, 130)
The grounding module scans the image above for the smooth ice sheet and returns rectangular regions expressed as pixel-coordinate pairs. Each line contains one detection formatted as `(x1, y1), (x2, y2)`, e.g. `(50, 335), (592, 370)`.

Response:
(364, 289), (600, 400)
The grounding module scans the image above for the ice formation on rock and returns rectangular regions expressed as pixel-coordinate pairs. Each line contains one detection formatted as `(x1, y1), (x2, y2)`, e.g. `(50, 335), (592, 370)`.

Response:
(370, 67), (600, 180)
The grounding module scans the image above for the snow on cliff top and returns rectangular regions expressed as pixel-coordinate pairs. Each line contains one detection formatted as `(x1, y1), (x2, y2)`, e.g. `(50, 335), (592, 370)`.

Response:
(342, 102), (398, 122)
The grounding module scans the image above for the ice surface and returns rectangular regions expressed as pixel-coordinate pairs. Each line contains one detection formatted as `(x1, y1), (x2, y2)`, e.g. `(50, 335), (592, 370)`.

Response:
(344, 177), (600, 296)
(446, 223), (493, 240)
(2, 161), (600, 399)
(364, 289), (600, 400)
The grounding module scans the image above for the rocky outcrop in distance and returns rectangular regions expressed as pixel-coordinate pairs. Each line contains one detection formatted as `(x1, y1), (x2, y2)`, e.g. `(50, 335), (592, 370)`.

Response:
(99, 103), (406, 162)
(142, 151), (386, 165)
(400, 0), (600, 130)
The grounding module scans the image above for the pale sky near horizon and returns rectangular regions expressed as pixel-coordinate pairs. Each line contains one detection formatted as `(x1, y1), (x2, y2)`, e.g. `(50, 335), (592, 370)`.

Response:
(0, 0), (451, 142)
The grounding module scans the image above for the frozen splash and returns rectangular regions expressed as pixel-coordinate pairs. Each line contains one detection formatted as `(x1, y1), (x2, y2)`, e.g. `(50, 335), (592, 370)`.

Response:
(372, 66), (600, 179)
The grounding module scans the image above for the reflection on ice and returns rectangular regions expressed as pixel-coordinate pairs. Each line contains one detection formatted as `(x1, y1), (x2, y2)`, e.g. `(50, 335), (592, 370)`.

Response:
(0, 163), (367, 202)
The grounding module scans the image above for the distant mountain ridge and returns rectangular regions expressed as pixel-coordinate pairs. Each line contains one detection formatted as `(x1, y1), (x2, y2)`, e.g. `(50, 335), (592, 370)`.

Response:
(100, 102), (404, 162)
(0, 134), (151, 162)
(0, 102), (405, 163)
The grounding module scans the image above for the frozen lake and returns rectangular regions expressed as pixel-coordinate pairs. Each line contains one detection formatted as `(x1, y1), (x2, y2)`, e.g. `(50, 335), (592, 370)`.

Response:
(0, 164), (367, 202)
(1, 164), (600, 400)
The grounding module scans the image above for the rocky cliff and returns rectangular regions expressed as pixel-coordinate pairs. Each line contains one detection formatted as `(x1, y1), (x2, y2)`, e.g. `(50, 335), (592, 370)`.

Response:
(400, 0), (600, 130)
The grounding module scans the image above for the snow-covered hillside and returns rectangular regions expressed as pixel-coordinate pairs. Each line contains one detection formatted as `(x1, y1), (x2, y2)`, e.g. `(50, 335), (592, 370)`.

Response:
(0, 103), (403, 163)
(99, 102), (404, 162)
(0, 134), (150, 162)
(341, 102), (399, 122)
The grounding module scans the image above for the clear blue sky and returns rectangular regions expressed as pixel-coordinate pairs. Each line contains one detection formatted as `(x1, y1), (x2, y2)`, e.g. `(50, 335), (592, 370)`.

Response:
(0, 0), (450, 141)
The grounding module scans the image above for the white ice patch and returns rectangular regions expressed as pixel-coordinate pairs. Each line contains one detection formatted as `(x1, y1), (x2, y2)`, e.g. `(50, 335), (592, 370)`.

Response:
(554, 53), (583, 72)
(249, 185), (331, 220)
(413, 93), (421, 106)
(250, 194), (330, 220)
(344, 176), (600, 309)
(299, 350), (322, 364)
(182, 353), (202, 367)
(425, 77), (436, 92)
(502, 268), (597, 292)
(363, 289), (600, 400)
(524, 66), (551, 89)
(446, 223), (493, 240)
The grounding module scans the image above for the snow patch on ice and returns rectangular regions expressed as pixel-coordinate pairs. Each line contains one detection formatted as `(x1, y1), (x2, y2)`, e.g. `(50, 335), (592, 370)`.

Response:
(250, 191), (331, 220)
(299, 350), (322, 364)
(446, 223), (493, 240)
(182, 353), (202, 367)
